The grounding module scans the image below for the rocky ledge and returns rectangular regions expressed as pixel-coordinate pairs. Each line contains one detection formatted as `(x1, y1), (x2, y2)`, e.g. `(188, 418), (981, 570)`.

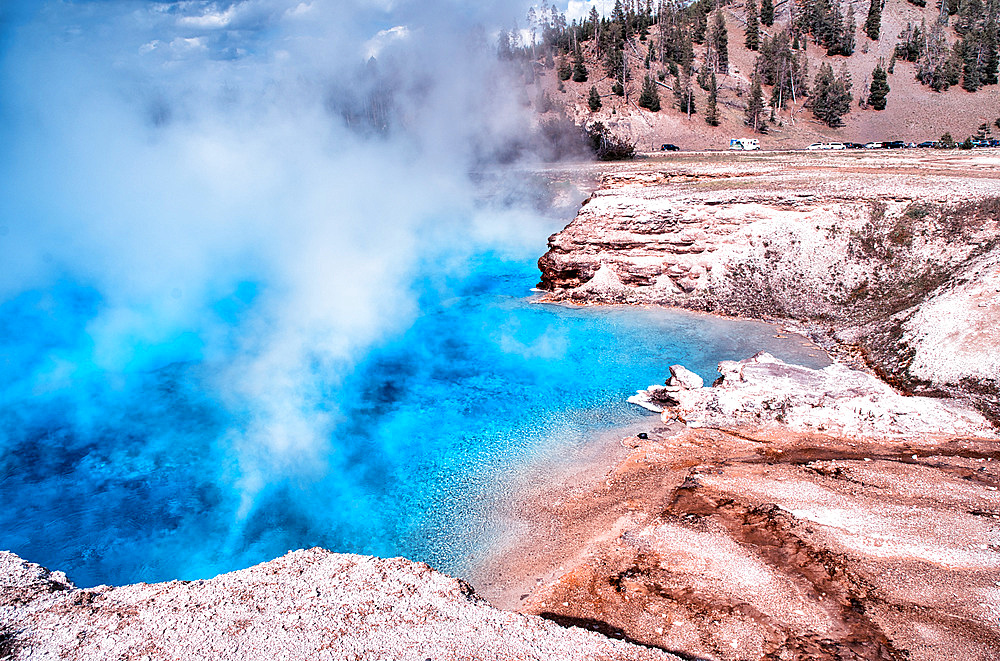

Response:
(630, 353), (997, 439)
(484, 354), (1000, 661)
(0, 548), (679, 661)
(536, 152), (1000, 421)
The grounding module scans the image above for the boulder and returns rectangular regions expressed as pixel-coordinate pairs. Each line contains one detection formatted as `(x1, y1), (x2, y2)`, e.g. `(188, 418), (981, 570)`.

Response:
(667, 365), (704, 389)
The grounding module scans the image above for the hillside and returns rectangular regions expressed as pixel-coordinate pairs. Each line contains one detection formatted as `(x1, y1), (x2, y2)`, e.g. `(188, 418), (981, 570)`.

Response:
(517, 0), (1000, 150)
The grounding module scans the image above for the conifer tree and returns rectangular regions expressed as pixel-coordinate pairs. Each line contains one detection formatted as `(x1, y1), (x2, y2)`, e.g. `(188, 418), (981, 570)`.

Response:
(673, 70), (696, 115)
(746, 0), (761, 51)
(961, 39), (983, 91)
(706, 72), (721, 125)
(710, 11), (730, 73)
(865, 0), (881, 40)
(604, 44), (625, 79)
(917, 21), (959, 90)
(744, 71), (767, 131)
(761, 0), (775, 27)
(557, 54), (572, 81)
(588, 85), (603, 111)
(590, 6), (602, 56)
(639, 74), (662, 111)
(811, 62), (853, 126)
(698, 64), (712, 90)
(572, 48), (589, 82)
(869, 61), (890, 109)
(841, 3), (856, 55)
(982, 25), (999, 85)
(824, 1), (853, 56)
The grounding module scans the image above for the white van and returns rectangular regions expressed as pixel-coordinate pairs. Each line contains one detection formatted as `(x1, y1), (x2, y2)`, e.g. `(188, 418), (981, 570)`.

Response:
(729, 138), (760, 150)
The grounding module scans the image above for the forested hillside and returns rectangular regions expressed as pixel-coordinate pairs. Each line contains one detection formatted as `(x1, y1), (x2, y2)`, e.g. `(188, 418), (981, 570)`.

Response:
(501, 0), (1000, 149)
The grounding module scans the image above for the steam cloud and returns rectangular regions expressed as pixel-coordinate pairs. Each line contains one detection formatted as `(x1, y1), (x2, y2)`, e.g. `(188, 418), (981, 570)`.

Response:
(0, 0), (544, 533)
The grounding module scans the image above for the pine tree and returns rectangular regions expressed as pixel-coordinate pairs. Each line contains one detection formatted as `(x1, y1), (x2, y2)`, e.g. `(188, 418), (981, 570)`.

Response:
(698, 64), (712, 90)
(841, 3), (856, 55)
(745, 0), (761, 51)
(761, 0), (775, 27)
(673, 70), (696, 115)
(588, 85), (603, 111)
(639, 74), (662, 111)
(604, 43), (624, 78)
(869, 61), (890, 109)
(811, 62), (853, 126)
(865, 0), (881, 40)
(917, 21), (958, 90)
(961, 38), (983, 91)
(888, 50), (896, 73)
(744, 72), (767, 131)
(557, 55), (572, 81)
(572, 48), (589, 82)
(590, 6), (601, 54)
(706, 72), (721, 125)
(759, 32), (808, 109)
(710, 11), (730, 73)
(982, 23), (999, 85)
(825, 1), (850, 55)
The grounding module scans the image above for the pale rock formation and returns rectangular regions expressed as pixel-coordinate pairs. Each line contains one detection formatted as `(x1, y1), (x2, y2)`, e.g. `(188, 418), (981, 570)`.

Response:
(633, 353), (998, 439)
(0, 548), (678, 661)
(667, 364), (703, 389)
(538, 157), (1000, 419)
(901, 250), (1000, 387)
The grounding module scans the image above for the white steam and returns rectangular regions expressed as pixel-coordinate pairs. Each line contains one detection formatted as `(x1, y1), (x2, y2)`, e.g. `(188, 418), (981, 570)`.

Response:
(0, 0), (541, 517)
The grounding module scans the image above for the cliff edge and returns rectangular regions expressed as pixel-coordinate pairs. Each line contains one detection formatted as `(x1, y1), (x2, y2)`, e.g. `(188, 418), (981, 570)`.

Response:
(537, 150), (1000, 421)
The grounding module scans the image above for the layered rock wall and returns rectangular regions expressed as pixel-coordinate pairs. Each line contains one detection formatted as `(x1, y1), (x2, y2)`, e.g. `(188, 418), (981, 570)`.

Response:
(537, 153), (1000, 419)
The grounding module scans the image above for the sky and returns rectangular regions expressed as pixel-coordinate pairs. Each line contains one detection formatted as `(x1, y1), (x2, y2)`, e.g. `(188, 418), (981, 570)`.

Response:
(564, 0), (608, 22)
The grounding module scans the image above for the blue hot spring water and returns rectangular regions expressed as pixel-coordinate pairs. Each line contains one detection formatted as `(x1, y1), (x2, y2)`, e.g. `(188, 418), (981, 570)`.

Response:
(0, 245), (829, 588)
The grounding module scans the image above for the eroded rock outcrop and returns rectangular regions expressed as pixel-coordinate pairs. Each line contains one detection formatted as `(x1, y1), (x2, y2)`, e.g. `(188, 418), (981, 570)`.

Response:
(485, 356), (1000, 660)
(537, 153), (1000, 420)
(631, 353), (998, 439)
(0, 548), (679, 661)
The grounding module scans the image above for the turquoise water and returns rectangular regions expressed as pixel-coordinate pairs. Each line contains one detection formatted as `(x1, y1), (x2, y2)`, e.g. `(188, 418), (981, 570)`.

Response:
(0, 245), (829, 587)
(0, 0), (831, 590)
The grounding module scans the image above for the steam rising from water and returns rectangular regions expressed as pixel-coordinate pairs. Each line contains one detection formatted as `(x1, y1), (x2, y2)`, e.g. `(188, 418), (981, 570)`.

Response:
(1, 1), (537, 511)
(1, 1), (830, 588)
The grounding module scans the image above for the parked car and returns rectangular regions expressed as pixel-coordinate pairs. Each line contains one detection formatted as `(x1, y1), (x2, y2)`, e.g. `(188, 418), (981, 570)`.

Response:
(827, 142), (846, 150)
(917, 141), (936, 148)
(864, 142), (882, 149)
(884, 140), (906, 149)
(844, 142), (865, 149)
(806, 142), (826, 150)
(660, 143), (680, 151)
